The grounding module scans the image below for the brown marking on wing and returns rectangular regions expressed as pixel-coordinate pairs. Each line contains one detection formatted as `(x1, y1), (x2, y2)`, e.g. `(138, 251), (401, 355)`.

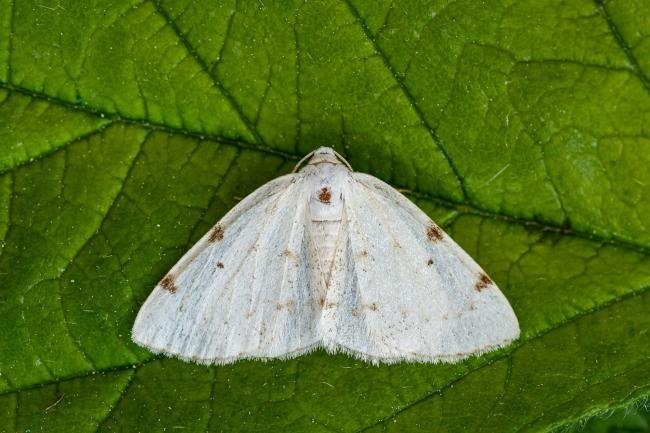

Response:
(318, 187), (332, 204)
(159, 274), (177, 293)
(208, 224), (224, 242)
(427, 224), (443, 241)
(318, 297), (326, 307)
(276, 300), (296, 311)
(281, 249), (296, 258)
(365, 303), (378, 311)
(475, 273), (493, 291)
(216, 262), (224, 269)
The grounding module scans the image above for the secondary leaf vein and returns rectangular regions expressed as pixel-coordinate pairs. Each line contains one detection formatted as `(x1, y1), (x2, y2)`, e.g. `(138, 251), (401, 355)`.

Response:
(356, 284), (650, 432)
(149, 0), (264, 144)
(339, 0), (468, 200)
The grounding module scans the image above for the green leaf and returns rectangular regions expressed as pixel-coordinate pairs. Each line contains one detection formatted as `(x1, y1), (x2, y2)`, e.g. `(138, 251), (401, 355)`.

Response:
(564, 400), (650, 433)
(0, 0), (649, 432)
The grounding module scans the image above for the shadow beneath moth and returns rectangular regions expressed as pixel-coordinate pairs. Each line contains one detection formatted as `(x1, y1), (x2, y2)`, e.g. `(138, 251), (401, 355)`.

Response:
(132, 147), (519, 364)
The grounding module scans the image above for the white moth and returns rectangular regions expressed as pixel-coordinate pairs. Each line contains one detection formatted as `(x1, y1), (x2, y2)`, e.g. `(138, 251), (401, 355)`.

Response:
(132, 147), (519, 364)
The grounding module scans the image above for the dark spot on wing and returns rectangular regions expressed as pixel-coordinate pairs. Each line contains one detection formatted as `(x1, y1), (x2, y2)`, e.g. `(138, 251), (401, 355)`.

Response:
(159, 274), (177, 293)
(208, 224), (224, 242)
(318, 297), (326, 307)
(475, 273), (493, 291)
(427, 258), (433, 266)
(217, 262), (224, 269)
(366, 303), (378, 311)
(276, 300), (296, 311)
(318, 187), (332, 204)
(427, 224), (443, 241)
(281, 249), (296, 258)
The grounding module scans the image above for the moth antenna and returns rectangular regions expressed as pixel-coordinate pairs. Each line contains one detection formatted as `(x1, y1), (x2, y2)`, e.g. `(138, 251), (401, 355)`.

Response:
(332, 149), (353, 171)
(292, 149), (317, 173)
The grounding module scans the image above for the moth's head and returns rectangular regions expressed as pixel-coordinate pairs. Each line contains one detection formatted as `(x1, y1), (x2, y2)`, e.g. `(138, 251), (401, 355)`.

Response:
(293, 147), (353, 173)
(308, 147), (340, 166)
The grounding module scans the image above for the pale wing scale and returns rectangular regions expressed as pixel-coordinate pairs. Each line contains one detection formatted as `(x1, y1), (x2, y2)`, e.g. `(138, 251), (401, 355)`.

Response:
(324, 173), (520, 363)
(132, 174), (323, 363)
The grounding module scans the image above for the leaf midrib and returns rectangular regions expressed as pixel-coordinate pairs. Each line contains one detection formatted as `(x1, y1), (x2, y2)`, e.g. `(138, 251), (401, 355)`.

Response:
(0, 81), (297, 170)
(1, 80), (648, 256)
(2, 0), (649, 255)
(3, 0), (650, 253)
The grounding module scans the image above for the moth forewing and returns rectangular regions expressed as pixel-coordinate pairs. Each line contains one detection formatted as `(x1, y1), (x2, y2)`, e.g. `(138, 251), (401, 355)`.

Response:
(132, 174), (322, 363)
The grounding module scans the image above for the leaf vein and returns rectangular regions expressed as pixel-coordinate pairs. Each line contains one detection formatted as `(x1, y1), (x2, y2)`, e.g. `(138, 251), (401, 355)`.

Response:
(593, 0), (650, 92)
(2, 284), (647, 425)
(93, 370), (138, 432)
(339, 0), (468, 200)
(0, 122), (113, 176)
(210, 3), (236, 72)
(149, 0), (264, 144)
(1, 81), (648, 254)
(356, 284), (650, 432)
(5, 0), (15, 82)
(53, 131), (149, 369)
(0, 82), (297, 164)
(515, 362), (650, 433)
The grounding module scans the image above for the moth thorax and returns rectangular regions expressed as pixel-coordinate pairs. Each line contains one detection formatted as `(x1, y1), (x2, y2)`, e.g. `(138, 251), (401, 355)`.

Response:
(309, 173), (345, 287)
